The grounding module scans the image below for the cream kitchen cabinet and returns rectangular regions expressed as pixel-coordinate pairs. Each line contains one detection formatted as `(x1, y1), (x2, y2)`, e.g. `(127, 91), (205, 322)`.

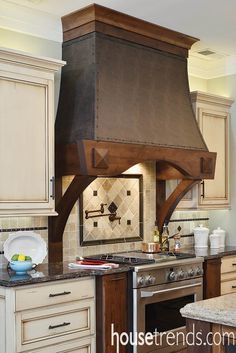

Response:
(167, 92), (233, 210)
(191, 91), (233, 209)
(0, 48), (64, 216)
(0, 287), (5, 353)
(2, 277), (95, 353)
(221, 254), (236, 295)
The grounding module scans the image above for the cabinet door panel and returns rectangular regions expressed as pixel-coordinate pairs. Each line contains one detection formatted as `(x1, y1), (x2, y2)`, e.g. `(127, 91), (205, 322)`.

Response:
(0, 77), (48, 202)
(199, 109), (228, 202)
(0, 296), (5, 353)
(0, 48), (63, 216)
(190, 91), (233, 210)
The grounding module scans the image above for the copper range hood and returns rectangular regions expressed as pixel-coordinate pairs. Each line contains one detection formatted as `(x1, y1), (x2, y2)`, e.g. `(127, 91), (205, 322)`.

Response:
(49, 4), (216, 263)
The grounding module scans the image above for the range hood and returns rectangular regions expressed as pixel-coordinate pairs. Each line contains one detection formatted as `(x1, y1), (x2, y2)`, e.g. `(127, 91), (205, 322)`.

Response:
(55, 4), (216, 180)
(49, 4), (217, 263)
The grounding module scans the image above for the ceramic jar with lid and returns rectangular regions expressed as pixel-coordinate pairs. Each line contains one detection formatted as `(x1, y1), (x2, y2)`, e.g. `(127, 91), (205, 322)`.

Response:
(193, 224), (209, 248)
(209, 233), (221, 248)
(212, 227), (226, 248)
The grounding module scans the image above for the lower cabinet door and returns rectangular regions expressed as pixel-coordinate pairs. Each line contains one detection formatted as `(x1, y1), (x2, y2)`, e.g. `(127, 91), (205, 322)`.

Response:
(15, 300), (95, 352)
(0, 296), (5, 353)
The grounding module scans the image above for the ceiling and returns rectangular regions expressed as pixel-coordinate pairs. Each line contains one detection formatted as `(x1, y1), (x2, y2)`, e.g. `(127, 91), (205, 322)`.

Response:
(2, 0), (236, 57)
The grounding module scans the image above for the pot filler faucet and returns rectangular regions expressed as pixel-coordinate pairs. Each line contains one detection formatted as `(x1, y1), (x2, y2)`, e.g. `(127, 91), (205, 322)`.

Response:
(85, 203), (121, 224)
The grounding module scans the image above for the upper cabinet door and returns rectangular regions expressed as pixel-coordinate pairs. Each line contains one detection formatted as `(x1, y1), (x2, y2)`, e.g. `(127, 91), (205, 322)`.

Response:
(191, 91), (234, 209)
(0, 48), (64, 216)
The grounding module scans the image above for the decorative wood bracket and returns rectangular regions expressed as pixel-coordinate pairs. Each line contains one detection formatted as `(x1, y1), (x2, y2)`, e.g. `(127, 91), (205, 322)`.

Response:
(48, 175), (96, 263)
(156, 179), (201, 231)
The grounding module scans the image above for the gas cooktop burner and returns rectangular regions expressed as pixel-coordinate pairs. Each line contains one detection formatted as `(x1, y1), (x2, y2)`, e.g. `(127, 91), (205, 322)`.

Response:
(87, 254), (155, 265)
(85, 251), (195, 266)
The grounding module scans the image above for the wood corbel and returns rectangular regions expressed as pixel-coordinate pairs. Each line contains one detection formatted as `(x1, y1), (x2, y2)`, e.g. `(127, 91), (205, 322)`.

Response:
(48, 175), (96, 263)
(156, 179), (201, 231)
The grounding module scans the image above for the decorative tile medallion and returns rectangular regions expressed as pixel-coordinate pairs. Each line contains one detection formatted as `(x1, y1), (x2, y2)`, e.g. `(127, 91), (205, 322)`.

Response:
(79, 175), (143, 245)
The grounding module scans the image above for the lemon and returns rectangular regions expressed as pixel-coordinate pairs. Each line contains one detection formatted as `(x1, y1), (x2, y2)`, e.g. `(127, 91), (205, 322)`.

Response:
(18, 254), (26, 261)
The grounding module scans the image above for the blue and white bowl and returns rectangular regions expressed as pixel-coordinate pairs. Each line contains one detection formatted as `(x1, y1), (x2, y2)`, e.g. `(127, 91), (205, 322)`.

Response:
(9, 260), (33, 275)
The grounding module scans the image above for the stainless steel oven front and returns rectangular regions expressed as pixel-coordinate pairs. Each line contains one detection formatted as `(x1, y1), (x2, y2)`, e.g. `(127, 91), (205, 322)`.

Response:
(132, 260), (203, 353)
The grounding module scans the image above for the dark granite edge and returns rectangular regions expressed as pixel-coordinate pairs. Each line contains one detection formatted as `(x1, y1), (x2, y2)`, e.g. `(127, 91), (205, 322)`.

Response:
(0, 264), (130, 287)
(183, 246), (236, 260)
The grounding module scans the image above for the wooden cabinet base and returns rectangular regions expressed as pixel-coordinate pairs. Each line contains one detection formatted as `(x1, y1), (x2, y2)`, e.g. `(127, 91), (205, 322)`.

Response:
(203, 257), (221, 299)
(96, 272), (130, 353)
(185, 319), (236, 353)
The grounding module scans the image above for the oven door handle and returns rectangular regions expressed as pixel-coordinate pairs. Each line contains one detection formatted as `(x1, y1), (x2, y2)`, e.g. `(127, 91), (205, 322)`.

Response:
(140, 282), (202, 298)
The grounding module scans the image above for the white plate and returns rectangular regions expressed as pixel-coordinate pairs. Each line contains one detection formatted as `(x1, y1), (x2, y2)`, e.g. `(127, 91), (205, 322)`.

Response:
(4, 231), (47, 264)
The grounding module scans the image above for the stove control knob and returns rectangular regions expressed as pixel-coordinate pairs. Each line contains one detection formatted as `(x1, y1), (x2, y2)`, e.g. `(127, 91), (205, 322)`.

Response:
(196, 267), (203, 276)
(168, 271), (176, 281)
(145, 275), (155, 285)
(178, 270), (185, 279)
(137, 276), (144, 286)
(188, 269), (194, 277)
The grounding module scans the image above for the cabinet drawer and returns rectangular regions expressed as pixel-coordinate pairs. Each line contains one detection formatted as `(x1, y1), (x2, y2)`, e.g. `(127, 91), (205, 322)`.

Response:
(221, 255), (236, 274)
(16, 299), (95, 352)
(15, 278), (94, 311)
(24, 336), (96, 353)
(221, 279), (236, 295)
(221, 272), (236, 282)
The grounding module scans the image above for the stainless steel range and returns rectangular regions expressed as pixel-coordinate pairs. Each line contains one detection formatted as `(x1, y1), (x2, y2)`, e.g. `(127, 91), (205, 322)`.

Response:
(86, 251), (203, 353)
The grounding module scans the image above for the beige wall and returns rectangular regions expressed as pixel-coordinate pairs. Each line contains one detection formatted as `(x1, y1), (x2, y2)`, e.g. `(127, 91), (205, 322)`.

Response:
(189, 75), (208, 92)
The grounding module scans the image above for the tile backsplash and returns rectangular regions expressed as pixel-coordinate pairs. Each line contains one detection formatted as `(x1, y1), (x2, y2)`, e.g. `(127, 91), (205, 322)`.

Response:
(0, 161), (210, 266)
(81, 175), (142, 244)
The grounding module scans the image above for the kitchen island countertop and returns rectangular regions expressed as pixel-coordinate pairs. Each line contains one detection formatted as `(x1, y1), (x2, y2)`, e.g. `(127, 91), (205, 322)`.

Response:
(181, 293), (236, 327)
(0, 262), (130, 287)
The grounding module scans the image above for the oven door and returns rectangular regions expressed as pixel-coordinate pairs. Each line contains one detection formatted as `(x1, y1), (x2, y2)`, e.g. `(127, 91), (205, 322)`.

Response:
(133, 278), (203, 353)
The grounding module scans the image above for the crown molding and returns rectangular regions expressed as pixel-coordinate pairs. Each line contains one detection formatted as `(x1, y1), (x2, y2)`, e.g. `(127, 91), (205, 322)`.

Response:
(0, 0), (62, 42)
(188, 53), (236, 79)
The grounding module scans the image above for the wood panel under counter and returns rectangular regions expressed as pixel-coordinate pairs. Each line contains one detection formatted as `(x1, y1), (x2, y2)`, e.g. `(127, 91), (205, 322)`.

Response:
(181, 293), (236, 353)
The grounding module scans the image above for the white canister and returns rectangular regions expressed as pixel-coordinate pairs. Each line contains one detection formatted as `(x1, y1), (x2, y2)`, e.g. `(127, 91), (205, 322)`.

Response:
(193, 224), (209, 248)
(213, 227), (226, 248)
(209, 233), (221, 248)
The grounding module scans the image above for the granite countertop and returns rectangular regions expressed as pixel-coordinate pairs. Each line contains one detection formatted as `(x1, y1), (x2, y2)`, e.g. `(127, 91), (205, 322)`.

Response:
(180, 293), (236, 327)
(184, 246), (236, 260)
(0, 262), (130, 287)
(2, 246), (236, 287)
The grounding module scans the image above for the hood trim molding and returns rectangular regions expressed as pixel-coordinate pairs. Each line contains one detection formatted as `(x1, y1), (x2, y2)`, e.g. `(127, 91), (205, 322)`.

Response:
(56, 140), (216, 179)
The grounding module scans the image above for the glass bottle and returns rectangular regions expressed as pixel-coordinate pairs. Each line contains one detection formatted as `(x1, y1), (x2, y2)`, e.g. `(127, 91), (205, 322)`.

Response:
(161, 222), (169, 252)
(153, 221), (160, 243)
